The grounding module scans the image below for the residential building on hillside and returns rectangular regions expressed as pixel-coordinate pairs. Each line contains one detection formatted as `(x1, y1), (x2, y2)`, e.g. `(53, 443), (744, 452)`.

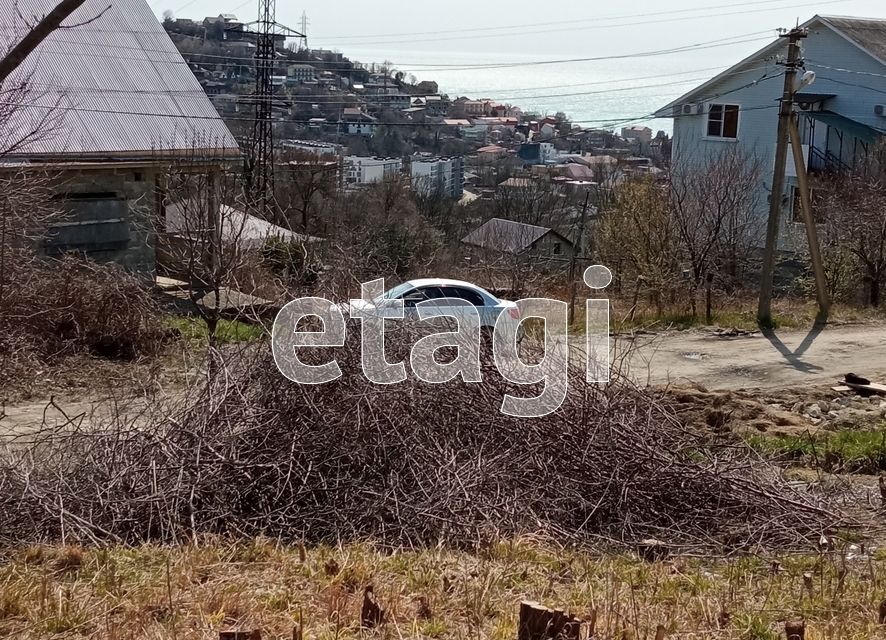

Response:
(462, 218), (574, 259)
(364, 93), (412, 111)
(411, 156), (465, 199)
(287, 64), (316, 83)
(343, 156), (402, 188)
(518, 142), (557, 165)
(0, 0), (239, 274)
(621, 125), (653, 144)
(655, 14), (886, 248)
(340, 108), (378, 136)
(410, 95), (449, 117)
(280, 140), (343, 157)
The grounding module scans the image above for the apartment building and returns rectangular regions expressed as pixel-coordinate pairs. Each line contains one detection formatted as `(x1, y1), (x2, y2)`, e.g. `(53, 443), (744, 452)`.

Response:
(343, 156), (403, 188)
(411, 156), (465, 199)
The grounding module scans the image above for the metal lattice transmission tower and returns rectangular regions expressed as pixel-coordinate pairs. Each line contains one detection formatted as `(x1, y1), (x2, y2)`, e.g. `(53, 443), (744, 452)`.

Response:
(299, 12), (308, 50)
(242, 0), (304, 219)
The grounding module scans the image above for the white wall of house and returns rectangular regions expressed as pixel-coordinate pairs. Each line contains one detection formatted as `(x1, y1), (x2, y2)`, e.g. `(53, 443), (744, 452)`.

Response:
(667, 20), (886, 248)
(347, 122), (378, 136)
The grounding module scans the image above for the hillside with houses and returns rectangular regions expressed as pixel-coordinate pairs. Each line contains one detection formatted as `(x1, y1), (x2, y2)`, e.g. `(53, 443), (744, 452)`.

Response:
(163, 13), (670, 205)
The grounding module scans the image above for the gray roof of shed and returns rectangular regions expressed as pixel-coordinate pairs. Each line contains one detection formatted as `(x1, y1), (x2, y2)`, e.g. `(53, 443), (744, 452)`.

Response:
(0, 0), (239, 159)
(462, 217), (568, 254)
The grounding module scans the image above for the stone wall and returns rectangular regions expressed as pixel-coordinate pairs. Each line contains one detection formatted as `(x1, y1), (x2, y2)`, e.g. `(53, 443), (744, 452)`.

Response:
(43, 166), (159, 275)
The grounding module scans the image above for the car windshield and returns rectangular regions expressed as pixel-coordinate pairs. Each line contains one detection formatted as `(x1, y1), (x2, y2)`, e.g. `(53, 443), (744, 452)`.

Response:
(381, 282), (415, 301)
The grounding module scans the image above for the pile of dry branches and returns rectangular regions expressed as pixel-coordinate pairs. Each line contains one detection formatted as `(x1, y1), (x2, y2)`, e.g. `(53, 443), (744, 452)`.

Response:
(0, 338), (847, 551)
(0, 256), (165, 375)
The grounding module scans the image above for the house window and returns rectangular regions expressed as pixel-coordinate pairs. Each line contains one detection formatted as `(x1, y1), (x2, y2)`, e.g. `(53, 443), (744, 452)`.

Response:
(706, 104), (739, 139)
(552, 242), (562, 255)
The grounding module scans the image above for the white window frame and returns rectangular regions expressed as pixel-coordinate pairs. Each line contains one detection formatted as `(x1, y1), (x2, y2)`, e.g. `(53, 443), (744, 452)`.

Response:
(704, 103), (740, 141)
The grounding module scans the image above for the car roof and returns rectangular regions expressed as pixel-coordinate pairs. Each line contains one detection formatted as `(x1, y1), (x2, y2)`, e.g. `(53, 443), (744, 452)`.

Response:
(404, 278), (490, 291)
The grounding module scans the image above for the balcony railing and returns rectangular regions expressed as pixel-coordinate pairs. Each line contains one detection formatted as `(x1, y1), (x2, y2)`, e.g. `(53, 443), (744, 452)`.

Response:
(808, 146), (851, 174)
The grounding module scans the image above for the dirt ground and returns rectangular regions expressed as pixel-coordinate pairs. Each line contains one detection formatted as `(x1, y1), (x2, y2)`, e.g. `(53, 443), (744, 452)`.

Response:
(622, 322), (886, 390)
(3, 322), (886, 437)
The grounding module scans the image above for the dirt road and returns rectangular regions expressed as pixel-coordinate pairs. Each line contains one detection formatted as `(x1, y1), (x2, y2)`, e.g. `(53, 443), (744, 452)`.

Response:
(622, 323), (886, 390)
(2, 323), (885, 436)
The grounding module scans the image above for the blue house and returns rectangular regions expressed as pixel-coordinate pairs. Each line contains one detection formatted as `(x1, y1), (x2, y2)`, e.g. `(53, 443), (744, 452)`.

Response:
(655, 15), (886, 248)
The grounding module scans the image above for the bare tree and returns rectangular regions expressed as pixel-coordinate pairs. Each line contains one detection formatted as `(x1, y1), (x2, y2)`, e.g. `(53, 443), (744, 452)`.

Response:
(276, 150), (339, 233)
(819, 142), (886, 306)
(669, 147), (763, 312)
(0, 0), (89, 84)
(492, 175), (571, 228)
(157, 149), (263, 351)
(597, 175), (677, 316)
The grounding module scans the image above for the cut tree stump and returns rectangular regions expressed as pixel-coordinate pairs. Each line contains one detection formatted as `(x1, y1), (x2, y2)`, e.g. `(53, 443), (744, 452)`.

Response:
(361, 586), (385, 628)
(785, 620), (805, 640)
(518, 601), (590, 640)
(220, 632), (261, 640)
(637, 539), (670, 562)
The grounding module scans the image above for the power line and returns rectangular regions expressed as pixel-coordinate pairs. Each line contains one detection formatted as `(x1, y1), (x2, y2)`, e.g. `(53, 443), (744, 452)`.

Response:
(311, 1), (850, 47)
(19, 64), (781, 111)
(7, 29), (772, 70)
(812, 76), (886, 98)
(311, 0), (848, 41)
(806, 60), (886, 80)
(356, 35), (774, 70)
(2, 92), (791, 130)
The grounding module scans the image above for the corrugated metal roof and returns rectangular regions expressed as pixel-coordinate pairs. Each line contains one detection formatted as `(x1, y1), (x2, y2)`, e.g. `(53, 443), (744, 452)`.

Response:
(0, 0), (239, 158)
(165, 201), (324, 249)
(820, 15), (886, 66)
(462, 218), (562, 255)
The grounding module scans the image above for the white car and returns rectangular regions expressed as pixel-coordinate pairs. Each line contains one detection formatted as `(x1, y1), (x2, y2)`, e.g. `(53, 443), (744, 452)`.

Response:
(348, 278), (523, 341)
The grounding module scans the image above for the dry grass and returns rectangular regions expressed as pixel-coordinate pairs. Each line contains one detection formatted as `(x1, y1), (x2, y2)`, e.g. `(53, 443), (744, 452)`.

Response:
(2, 539), (886, 639)
(571, 294), (886, 333)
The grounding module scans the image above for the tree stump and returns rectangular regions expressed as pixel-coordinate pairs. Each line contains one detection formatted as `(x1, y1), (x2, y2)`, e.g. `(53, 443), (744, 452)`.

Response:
(220, 632), (261, 640)
(517, 601), (589, 640)
(361, 585), (385, 628)
(785, 620), (805, 640)
(636, 539), (669, 562)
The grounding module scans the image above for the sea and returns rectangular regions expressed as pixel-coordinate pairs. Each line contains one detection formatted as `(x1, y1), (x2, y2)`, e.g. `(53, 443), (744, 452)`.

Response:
(341, 46), (742, 135)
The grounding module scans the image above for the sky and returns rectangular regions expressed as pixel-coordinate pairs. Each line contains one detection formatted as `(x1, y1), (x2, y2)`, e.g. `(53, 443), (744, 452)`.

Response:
(146, 0), (886, 128)
(150, 0), (886, 60)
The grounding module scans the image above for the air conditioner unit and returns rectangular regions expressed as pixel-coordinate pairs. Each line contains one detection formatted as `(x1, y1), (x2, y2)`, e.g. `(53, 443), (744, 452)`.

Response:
(875, 104), (885, 116)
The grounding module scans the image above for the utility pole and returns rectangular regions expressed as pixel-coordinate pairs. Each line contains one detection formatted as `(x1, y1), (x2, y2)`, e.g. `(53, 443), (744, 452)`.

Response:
(789, 116), (830, 320)
(757, 27), (807, 327)
(568, 190), (591, 325)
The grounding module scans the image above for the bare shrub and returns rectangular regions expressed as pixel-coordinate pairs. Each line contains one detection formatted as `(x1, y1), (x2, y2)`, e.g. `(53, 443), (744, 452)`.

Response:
(0, 337), (846, 550)
(0, 256), (164, 376)
(817, 141), (886, 306)
(0, 169), (164, 383)
(597, 148), (763, 319)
